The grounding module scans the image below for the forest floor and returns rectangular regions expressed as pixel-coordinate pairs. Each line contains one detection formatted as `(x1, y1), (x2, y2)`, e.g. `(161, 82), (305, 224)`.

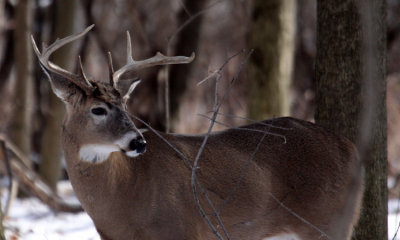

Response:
(3, 181), (99, 240)
(1, 180), (400, 240)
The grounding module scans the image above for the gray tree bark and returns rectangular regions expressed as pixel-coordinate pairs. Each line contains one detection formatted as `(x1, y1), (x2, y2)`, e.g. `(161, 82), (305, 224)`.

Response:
(315, 1), (387, 239)
(248, 0), (296, 120)
(10, 0), (34, 165)
(39, 0), (79, 191)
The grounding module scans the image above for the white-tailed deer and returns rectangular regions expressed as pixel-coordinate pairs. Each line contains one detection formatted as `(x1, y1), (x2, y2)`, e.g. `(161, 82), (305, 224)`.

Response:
(31, 25), (363, 240)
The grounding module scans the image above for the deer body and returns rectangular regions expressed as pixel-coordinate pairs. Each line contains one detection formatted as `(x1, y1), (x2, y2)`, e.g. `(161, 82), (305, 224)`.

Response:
(32, 26), (363, 240)
(63, 117), (362, 240)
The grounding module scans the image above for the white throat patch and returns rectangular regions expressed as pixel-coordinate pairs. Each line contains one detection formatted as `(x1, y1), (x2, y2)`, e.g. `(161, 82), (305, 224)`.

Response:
(262, 233), (301, 240)
(125, 150), (141, 158)
(79, 144), (119, 163)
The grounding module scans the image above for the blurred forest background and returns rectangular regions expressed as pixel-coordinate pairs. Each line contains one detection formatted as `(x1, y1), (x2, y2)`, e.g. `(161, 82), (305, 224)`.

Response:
(0, 0), (398, 238)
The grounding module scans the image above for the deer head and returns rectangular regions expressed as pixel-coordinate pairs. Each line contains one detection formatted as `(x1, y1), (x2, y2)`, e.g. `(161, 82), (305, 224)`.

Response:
(31, 25), (194, 163)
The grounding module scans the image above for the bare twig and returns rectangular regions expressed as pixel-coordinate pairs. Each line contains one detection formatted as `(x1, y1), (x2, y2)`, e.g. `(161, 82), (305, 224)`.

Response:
(269, 193), (331, 239)
(197, 50), (245, 86)
(218, 122), (272, 214)
(0, 134), (30, 168)
(205, 111), (293, 131)
(128, 113), (192, 169)
(178, 0), (192, 17)
(167, 0), (225, 46)
(197, 113), (287, 143)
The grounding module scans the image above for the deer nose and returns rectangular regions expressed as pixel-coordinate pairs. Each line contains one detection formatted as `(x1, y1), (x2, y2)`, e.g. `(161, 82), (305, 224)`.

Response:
(129, 137), (146, 154)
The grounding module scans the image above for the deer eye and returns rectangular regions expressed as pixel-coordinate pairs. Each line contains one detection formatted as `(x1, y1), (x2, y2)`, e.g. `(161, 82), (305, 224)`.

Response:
(91, 107), (107, 116)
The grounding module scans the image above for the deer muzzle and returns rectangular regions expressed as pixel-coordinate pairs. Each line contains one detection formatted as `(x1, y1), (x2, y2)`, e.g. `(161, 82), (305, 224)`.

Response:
(115, 131), (146, 158)
(128, 137), (146, 155)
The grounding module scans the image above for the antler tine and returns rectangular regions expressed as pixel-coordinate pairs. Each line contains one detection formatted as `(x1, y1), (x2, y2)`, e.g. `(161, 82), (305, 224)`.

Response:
(78, 55), (93, 88)
(126, 31), (134, 63)
(31, 24), (96, 95)
(113, 31), (195, 91)
(107, 52), (115, 86)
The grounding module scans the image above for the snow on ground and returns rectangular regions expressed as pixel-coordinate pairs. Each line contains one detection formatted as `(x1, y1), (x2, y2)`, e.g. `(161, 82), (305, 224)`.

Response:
(3, 181), (99, 240)
(390, 199), (400, 240)
(2, 180), (400, 239)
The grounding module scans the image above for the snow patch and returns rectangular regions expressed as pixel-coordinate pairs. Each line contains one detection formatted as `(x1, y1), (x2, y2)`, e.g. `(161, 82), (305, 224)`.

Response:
(3, 181), (99, 240)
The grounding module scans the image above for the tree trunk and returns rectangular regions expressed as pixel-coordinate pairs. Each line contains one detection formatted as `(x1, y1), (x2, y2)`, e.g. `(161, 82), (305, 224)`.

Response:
(39, 0), (79, 191)
(315, 1), (387, 239)
(0, 1), (13, 93)
(10, 0), (34, 164)
(0, 142), (7, 240)
(169, 0), (206, 132)
(248, 0), (296, 120)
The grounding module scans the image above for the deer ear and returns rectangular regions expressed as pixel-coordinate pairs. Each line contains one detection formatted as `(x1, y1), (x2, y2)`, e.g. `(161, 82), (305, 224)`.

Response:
(118, 78), (141, 102)
(40, 64), (82, 103)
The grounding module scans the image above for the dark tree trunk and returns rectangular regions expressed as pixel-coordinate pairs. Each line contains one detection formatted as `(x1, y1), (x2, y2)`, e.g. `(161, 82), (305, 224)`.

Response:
(315, 1), (387, 239)
(169, 0), (206, 132)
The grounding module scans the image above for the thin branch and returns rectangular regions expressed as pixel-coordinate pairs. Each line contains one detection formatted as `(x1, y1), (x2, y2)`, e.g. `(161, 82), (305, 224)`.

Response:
(128, 113), (192, 169)
(197, 113), (287, 143)
(218, 122), (272, 214)
(0, 134), (31, 168)
(197, 50), (245, 86)
(205, 111), (292, 131)
(269, 193), (331, 239)
(178, 0), (192, 17)
(167, 0), (225, 46)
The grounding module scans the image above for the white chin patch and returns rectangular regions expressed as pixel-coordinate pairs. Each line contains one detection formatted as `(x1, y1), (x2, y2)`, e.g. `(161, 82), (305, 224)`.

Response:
(262, 233), (301, 240)
(79, 144), (119, 163)
(125, 150), (141, 158)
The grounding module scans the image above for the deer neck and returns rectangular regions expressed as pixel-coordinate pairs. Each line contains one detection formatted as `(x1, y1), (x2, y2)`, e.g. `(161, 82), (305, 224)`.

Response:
(61, 129), (199, 238)
(61, 126), (138, 206)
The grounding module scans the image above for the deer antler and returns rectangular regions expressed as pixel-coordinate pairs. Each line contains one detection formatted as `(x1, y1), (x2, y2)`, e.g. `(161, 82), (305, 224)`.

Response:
(112, 31), (195, 92)
(31, 25), (96, 95)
